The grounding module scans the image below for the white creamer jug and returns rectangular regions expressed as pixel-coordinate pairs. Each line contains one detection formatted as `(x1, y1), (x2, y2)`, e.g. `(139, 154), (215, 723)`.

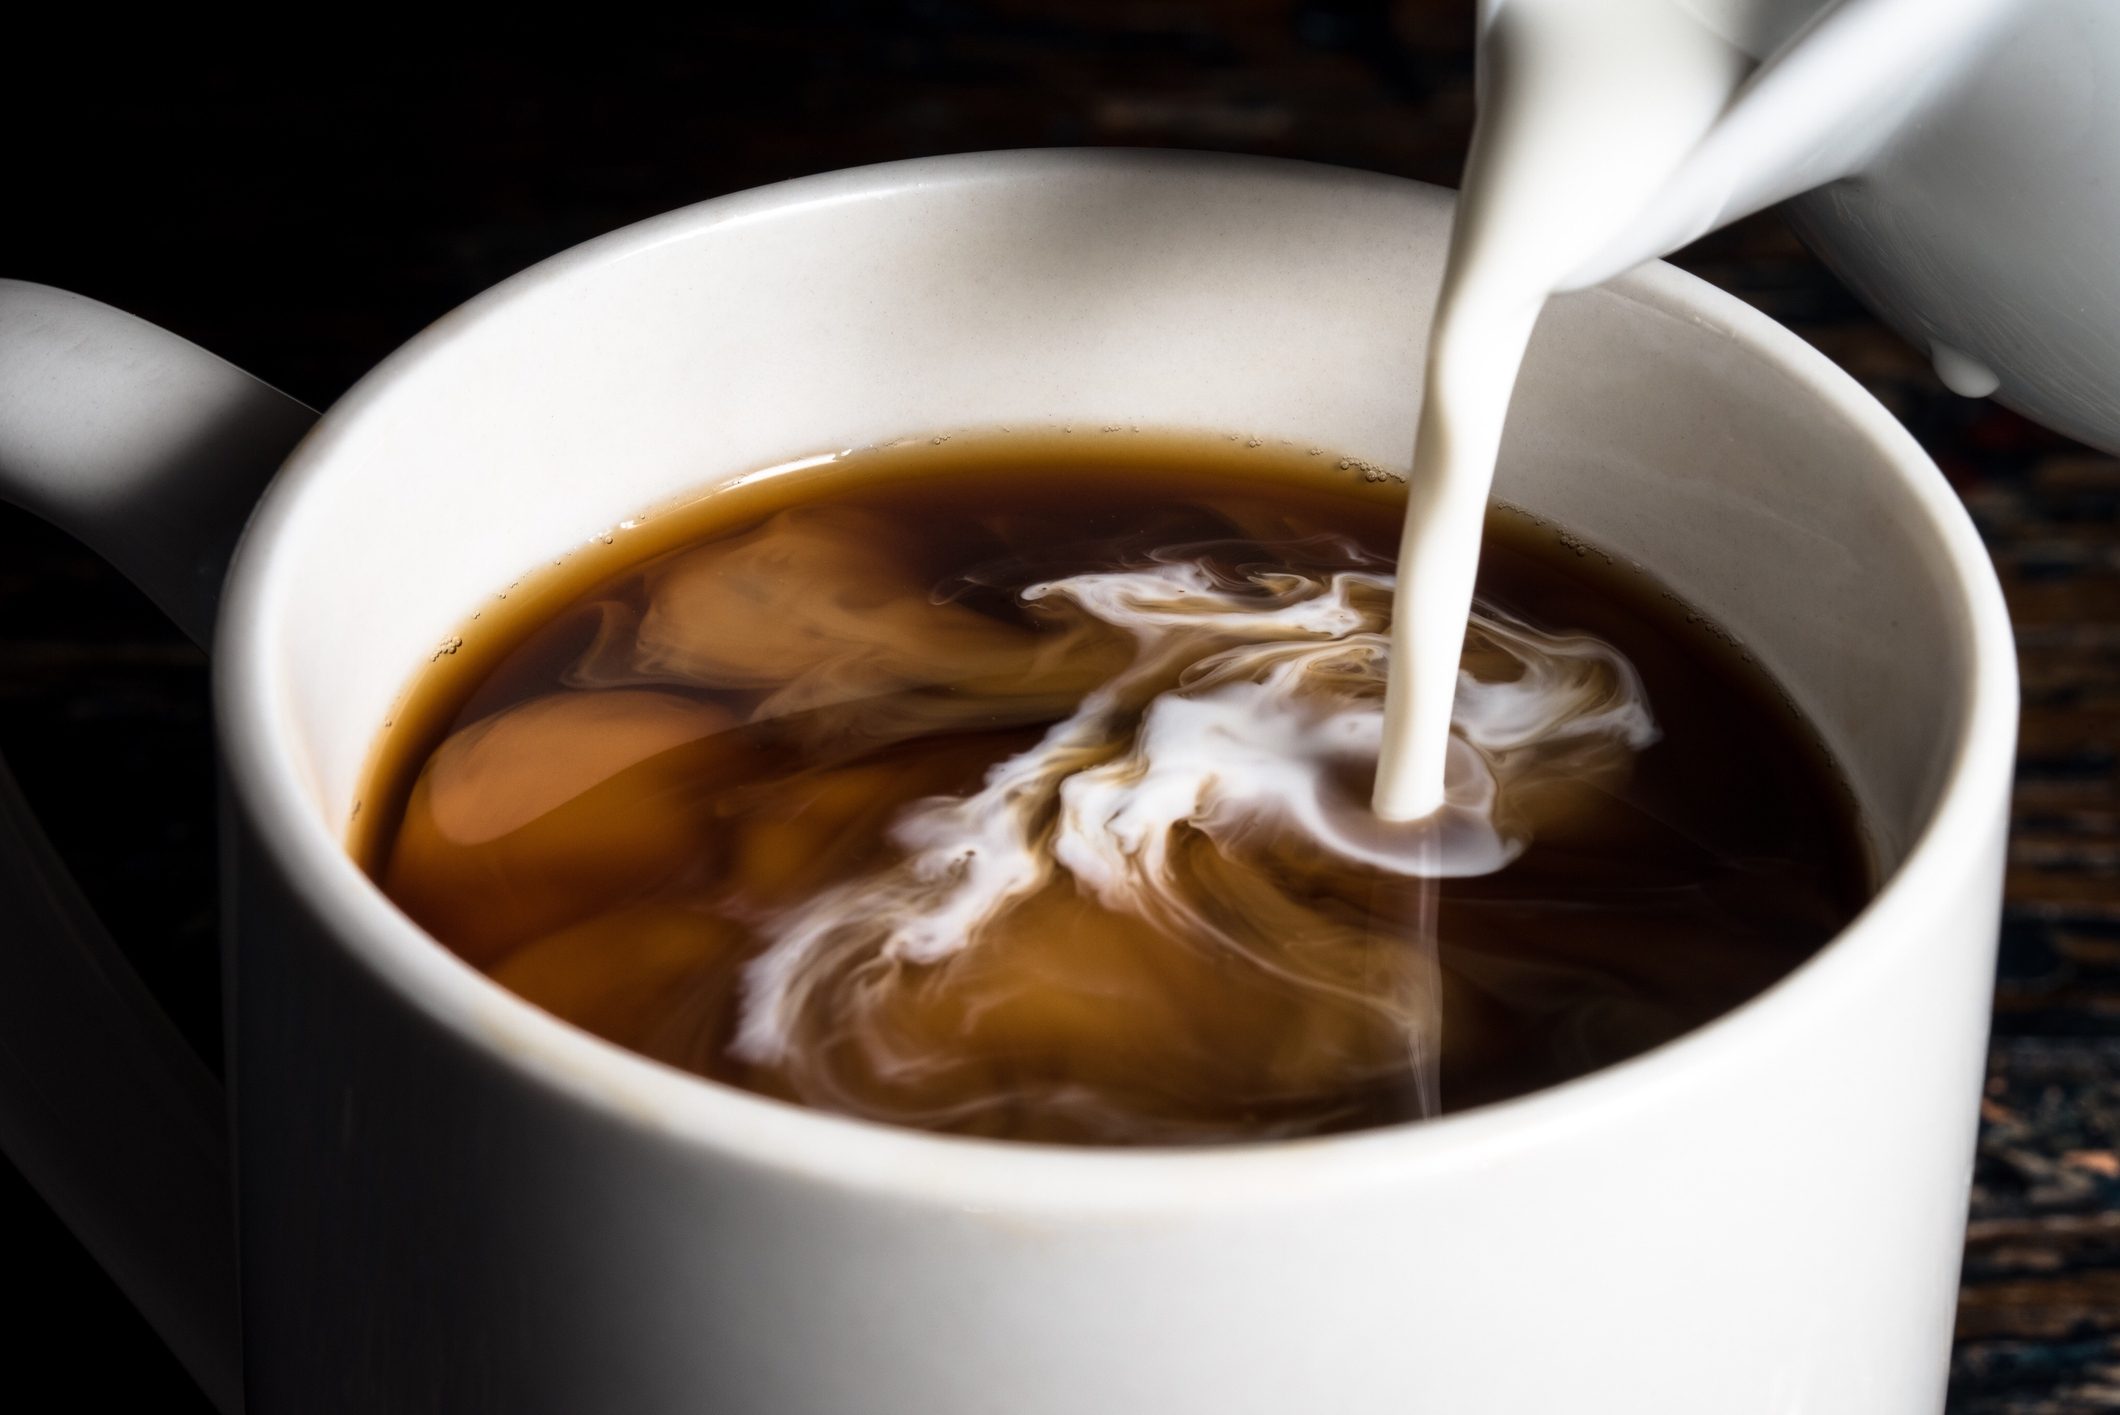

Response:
(1513, 0), (2117, 452)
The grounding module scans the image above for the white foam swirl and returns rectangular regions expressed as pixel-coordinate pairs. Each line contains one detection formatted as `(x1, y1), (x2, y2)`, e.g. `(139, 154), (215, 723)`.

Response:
(731, 552), (1658, 1072)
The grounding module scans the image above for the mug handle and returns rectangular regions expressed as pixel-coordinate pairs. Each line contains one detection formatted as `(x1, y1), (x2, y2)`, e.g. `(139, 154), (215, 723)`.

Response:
(0, 280), (317, 1413)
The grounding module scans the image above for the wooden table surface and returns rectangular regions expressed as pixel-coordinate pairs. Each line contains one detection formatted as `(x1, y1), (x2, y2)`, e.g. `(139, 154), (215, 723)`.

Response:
(2, 6), (2114, 1411)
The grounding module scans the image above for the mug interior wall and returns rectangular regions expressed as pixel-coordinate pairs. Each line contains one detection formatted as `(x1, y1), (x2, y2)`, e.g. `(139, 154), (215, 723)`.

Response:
(264, 156), (1966, 877)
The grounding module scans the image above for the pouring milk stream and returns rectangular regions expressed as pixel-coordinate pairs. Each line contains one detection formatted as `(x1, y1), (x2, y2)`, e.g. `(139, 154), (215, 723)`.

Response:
(1372, 0), (2018, 818)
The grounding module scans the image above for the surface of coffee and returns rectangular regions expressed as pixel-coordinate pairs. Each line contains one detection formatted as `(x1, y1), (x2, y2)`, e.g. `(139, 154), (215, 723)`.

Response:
(356, 432), (1870, 1145)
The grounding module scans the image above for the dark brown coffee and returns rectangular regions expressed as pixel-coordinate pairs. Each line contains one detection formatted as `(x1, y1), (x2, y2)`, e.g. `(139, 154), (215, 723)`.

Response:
(354, 432), (1870, 1145)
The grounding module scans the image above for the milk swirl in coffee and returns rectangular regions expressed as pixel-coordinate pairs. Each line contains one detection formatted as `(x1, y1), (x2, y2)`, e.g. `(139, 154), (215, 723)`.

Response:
(358, 438), (1868, 1144)
(728, 543), (1653, 1128)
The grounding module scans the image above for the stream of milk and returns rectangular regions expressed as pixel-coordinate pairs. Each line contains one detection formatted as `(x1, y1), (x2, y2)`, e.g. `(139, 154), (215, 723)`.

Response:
(1372, 0), (1751, 818)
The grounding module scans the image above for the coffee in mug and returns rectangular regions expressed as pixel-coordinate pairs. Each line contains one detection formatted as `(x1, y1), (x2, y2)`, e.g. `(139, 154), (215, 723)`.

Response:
(352, 431), (1869, 1145)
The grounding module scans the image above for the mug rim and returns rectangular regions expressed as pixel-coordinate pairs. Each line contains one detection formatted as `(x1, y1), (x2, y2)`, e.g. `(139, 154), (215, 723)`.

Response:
(215, 148), (2018, 1209)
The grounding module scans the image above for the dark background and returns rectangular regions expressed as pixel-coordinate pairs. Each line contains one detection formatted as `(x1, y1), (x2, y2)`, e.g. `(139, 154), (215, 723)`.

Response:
(4, 5), (2116, 1411)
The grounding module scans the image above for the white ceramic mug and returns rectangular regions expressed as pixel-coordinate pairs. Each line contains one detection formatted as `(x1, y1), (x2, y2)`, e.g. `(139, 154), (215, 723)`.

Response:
(0, 150), (2017, 1414)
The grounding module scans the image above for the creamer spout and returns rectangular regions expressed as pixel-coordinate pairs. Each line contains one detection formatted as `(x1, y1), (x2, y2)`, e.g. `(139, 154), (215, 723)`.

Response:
(1543, 0), (2018, 292)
